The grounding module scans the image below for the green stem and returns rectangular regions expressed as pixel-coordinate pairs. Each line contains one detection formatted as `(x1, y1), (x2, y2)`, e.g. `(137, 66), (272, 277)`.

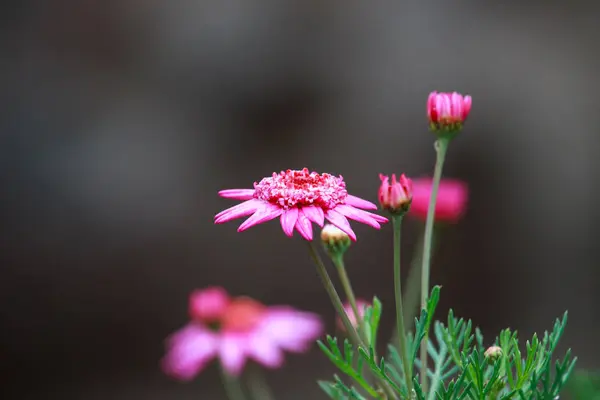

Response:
(403, 227), (438, 330)
(307, 241), (364, 349)
(308, 242), (397, 400)
(247, 365), (275, 400)
(419, 136), (450, 392)
(393, 215), (414, 397)
(332, 255), (369, 344)
(220, 364), (248, 400)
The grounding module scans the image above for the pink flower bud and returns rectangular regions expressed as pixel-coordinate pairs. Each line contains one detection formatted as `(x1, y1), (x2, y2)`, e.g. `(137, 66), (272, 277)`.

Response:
(409, 178), (468, 222)
(189, 286), (230, 322)
(427, 91), (472, 132)
(378, 173), (413, 214)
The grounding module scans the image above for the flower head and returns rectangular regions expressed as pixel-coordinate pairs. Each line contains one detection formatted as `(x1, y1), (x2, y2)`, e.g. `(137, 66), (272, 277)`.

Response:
(409, 178), (468, 223)
(215, 168), (388, 241)
(163, 287), (323, 379)
(378, 173), (412, 215)
(427, 91), (472, 133)
(337, 299), (370, 331)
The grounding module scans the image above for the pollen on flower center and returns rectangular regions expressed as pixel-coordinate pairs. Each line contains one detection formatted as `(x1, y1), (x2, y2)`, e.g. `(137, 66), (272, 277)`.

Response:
(253, 168), (348, 210)
(220, 297), (267, 332)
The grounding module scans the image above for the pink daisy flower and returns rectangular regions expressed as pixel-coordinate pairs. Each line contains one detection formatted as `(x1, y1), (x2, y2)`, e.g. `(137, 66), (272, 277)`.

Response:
(409, 178), (469, 223)
(162, 287), (324, 379)
(214, 168), (388, 241)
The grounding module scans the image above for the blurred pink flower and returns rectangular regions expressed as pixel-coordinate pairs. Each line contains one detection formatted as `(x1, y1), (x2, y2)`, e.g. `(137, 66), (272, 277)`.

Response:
(378, 173), (413, 213)
(215, 168), (387, 241)
(337, 299), (370, 331)
(163, 287), (323, 379)
(409, 178), (468, 222)
(188, 286), (230, 321)
(427, 91), (472, 131)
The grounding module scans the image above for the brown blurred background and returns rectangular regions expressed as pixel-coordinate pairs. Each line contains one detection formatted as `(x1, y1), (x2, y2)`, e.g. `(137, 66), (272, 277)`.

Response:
(1, 0), (598, 399)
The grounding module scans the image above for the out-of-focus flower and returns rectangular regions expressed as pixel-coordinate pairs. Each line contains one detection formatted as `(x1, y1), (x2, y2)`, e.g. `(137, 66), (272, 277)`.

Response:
(215, 168), (387, 241)
(163, 287), (323, 379)
(321, 224), (351, 256)
(427, 91), (472, 132)
(188, 286), (230, 321)
(337, 299), (370, 331)
(378, 174), (412, 215)
(409, 178), (468, 223)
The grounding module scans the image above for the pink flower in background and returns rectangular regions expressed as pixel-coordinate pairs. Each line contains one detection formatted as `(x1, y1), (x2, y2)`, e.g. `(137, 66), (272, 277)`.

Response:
(215, 168), (388, 241)
(378, 173), (413, 213)
(163, 287), (323, 379)
(427, 91), (472, 131)
(409, 178), (468, 223)
(337, 299), (370, 331)
(188, 286), (230, 321)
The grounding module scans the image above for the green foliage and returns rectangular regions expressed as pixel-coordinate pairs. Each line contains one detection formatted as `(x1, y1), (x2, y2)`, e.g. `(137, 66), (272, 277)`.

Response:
(565, 370), (600, 399)
(318, 289), (576, 400)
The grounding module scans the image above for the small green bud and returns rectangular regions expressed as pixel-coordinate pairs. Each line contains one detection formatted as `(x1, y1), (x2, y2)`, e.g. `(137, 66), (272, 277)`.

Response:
(321, 224), (351, 257)
(484, 345), (503, 363)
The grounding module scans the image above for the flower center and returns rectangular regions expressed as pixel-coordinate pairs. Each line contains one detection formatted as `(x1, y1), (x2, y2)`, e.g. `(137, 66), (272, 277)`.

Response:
(220, 297), (267, 332)
(253, 168), (348, 209)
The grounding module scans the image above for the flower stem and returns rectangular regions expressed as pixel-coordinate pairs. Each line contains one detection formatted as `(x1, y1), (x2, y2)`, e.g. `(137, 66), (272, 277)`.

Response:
(307, 241), (363, 349)
(220, 364), (248, 400)
(392, 215), (414, 397)
(404, 227), (438, 329)
(332, 255), (369, 344)
(247, 365), (275, 400)
(419, 136), (450, 392)
(308, 242), (398, 400)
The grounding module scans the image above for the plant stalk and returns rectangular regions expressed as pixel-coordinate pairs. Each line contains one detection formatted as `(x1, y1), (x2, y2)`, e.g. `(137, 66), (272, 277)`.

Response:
(220, 363), (248, 400)
(332, 255), (369, 344)
(393, 215), (414, 397)
(419, 136), (450, 392)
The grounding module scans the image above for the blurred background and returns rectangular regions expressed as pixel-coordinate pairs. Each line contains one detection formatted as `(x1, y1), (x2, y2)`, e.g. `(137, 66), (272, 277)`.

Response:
(1, 0), (598, 399)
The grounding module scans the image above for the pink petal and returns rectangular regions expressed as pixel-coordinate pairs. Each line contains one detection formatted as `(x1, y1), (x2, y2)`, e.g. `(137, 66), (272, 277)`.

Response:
(324, 209), (356, 241)
(280, 208), (299, 237)
(294, 210), (313, 241)
(162, 324), (218, 380)
(345, 194), (378, 210)
(219, 334), (248, 376)
(248, 333), (284, 368)
(257, 309), (323, 352)
(218, 189), (256, 200)
(237, 204), (284, 232)
(335, 204), (382, 229)
(302, 205), (324, 227)
(215, 199), (263, 223)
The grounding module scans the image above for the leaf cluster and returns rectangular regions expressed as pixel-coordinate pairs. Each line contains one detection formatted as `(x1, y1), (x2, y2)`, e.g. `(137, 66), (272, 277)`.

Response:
(318, 288), (576, 400)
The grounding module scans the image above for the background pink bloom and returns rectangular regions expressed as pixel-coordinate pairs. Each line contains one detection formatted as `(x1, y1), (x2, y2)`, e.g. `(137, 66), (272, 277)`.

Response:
(409, 178), (468, 222)
(215, 168), (387, 241)
(162, 288), (323, 379)
(337, 299), (370, 331)
(188, 286), (230, 321)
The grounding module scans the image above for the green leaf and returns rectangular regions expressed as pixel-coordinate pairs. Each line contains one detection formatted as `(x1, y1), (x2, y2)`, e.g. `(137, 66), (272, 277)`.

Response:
(363, 296), (383, 349)
(359, 346), (407, 398)
(318, 380), (346, 400)
(317, 336), (381, 398)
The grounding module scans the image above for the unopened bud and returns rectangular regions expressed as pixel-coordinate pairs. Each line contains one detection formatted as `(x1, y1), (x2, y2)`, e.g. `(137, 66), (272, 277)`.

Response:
(321, 224), (351, 257)
(427, 91), (472, 136)
(378, 173), (412, 215)
(484, 345), (503, 363)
